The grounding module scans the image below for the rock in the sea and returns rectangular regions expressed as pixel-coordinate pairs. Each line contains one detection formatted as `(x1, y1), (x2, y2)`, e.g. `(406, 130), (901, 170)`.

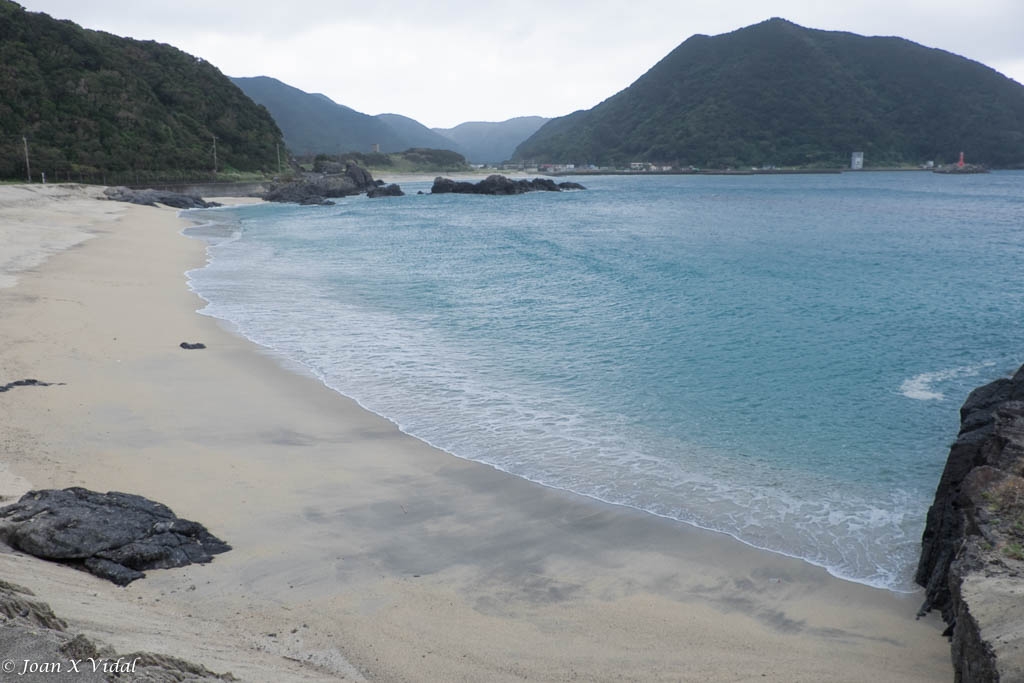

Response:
(264, 162), (378, 205)
(367, 183), (405, 198)
(102, 187), (220, 209)
(430, 177), (478, 194)
(430, 174), (585, 195)
(0, 488), (231, 586)
(916, 364), (1024, 682)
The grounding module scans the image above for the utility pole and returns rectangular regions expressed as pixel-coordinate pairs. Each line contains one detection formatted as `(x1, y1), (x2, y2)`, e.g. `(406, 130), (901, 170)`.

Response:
(212, 134), (218, 176)
(22, 136), (31, 183)
(276, 143), (281, 174)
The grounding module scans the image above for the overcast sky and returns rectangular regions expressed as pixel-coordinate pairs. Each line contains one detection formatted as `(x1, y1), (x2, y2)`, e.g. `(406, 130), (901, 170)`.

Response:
(15, 0), (1024, 129)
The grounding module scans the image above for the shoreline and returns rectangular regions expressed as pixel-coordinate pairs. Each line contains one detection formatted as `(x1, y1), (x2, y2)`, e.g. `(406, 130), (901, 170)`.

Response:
(0, 184), (951, 681)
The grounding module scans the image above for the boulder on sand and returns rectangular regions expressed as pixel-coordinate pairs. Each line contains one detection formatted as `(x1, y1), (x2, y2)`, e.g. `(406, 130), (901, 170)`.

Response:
(0, 488), (231, 586)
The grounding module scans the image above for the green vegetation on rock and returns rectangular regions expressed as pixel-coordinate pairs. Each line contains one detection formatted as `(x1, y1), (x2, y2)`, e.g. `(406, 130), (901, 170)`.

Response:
(514, 18), (1024, 168)
(0, 1), (284, 180)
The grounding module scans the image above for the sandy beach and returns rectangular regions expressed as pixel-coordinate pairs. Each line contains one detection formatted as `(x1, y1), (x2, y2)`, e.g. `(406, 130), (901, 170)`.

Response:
(0, 183), (951, 681)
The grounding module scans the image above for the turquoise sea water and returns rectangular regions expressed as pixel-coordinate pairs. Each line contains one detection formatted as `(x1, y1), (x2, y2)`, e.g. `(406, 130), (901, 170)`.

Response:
(186, 171), (1024, 591)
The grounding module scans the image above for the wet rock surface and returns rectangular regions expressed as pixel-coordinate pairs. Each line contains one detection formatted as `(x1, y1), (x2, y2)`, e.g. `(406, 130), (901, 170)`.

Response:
(0, 488), (230, 586)
(366, 183), (405, 198)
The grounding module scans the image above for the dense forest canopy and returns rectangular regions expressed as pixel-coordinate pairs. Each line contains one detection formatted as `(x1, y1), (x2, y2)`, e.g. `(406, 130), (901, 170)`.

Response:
(0, 1), (284, 179)
(514, 19), (1024, 168)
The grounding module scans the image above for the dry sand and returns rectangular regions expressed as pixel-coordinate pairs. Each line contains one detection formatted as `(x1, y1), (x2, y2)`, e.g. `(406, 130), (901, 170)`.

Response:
(0, 184), (951, 681)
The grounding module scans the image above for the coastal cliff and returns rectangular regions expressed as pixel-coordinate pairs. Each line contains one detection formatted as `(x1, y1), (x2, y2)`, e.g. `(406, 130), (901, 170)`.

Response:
(917, 364), (1024, 682)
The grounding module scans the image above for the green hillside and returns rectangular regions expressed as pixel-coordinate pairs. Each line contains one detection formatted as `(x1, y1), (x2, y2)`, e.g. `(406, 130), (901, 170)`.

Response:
(514, 19), (1024, 168)
(0, 1), (284, 180)
(375, 113), (463, 155)
(232, 76), (414, 156)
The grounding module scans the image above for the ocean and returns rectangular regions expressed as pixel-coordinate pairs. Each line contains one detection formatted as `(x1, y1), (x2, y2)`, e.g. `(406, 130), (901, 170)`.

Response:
(185, 171), (1024, 592)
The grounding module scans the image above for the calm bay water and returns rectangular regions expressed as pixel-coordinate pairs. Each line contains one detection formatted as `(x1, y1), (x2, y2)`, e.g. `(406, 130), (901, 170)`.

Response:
(186, 171), (1024, 591)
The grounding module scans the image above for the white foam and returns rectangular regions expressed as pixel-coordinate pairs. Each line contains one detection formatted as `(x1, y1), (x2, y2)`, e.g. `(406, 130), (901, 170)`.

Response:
(900, 361), (996, 401)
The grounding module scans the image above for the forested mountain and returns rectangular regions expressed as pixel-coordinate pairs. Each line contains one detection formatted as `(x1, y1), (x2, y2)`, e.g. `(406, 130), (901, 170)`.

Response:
(434, 117), (549, 164)
(231, 75), (547, 163)
(514, 19), (1024, 168)
(375, 113), (463, 154)
(0, 1), (283, 179)
(230, 76), (414, 156)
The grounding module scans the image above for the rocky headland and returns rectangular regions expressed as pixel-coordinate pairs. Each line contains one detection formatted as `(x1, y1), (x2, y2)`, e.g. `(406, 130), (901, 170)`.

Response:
(431, 174), (585, 195)
(917, 364), (1024, 682)
(262, 162), (389, 205)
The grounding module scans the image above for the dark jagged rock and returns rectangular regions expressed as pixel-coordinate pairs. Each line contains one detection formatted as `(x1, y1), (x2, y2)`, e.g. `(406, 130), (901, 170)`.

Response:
(263, 162), (377, 205)
(367, 183), (405, 198)
(102, 187), (220, 209)
(344, 162), (376, 190)
(917, 364), (1024, 682)
(179, 342), (206, 350)
(430, 174), (586, 195)
(0, 488), (231, 586)
(0, 379), (62, 392)
(430, 177), (477, 194)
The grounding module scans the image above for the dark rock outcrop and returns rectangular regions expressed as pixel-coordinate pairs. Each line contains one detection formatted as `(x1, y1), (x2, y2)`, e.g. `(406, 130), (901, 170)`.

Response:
(367, 183), (405, 198)
(558, 181), (587, 190)
(0, 488), (231, 586)
(430, 174), (585, 195)
(179, 342), (207, 350)
(102, 187), (220, 209)
(263, 161), (378, 205)
(917, 364), (1024, 682)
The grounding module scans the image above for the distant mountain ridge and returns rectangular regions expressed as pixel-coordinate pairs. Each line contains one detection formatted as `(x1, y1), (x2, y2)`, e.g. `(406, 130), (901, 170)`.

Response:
(433, 117), (549, 164)
(375, 113), (464, 155)
(514, 18), (1024, 168)
(230, 76), (406, 156)
(0, 0), (284, 178)
(231, 76), (546, 163)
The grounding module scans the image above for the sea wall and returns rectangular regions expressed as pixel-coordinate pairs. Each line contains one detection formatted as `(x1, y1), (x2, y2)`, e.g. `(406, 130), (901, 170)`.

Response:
(916, 364), (1024, 682)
